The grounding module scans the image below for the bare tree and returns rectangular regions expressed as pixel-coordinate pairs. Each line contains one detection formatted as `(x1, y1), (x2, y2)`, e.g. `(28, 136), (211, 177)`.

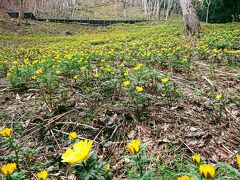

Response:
(17, 0), (25, 25)
(205, 0), (211, 23)
(143, 0), (163, 20)
(121, 0), (128, 18)
(165, 0), (173, 20)
(179, 0), (200, 36)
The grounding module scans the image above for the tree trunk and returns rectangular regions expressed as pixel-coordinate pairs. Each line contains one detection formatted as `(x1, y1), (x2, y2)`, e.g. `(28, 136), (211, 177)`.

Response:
(206, 4), (209, 23)
(18, 0), (25, 25)
(156, 0), (161, 20)
(205, 0), (211, 23)
(123, 1), (127, 18)
(166, 0), (171, 20)
(179, 0), (201, 36)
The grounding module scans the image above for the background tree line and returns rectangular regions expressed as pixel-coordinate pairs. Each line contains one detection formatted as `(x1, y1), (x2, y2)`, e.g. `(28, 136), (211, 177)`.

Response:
(1, 0), (239, 22)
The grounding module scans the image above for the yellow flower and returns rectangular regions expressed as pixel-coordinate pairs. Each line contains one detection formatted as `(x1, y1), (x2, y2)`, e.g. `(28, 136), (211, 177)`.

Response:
(136, 86), (143, 92)
(178, 175), (195, 180)
(134, 64), (143, 71)
(237, 154), (240, 168)
(36, 170), (48, 180)
(12, 61), (19, 65)
(124, 71), (129, 77)
(126, 140), (141, 154)
(120, 62), (125, 67)
(1, 163), (17, 176)
(73, 75), (78, 80)
(32, 60), (38, 64)
(7, 72), (12, 78)
(24, 59), (30, 65)
(56, 70), (61, 75)
(81, 66), (87, 71)
(61, 140), (93, 164)
(199, 164), (215, 179)
(105, 67), (111, 72)
(69, 132), (77, 140)
(161, 77), (169, 84)
(123, 80), (131, 87)
(36, 69), (43, 74)
(0, 128), (12, 137)
(192, 154), (201, 163)
(32, 76), (37, 80)
(215, 93), (222, 100)
(104, 163), (110, 172)
(94, 73), (99, 78)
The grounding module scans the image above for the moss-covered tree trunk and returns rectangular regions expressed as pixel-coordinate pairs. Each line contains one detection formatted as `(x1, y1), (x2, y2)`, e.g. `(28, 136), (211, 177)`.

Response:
(179, 0), (201, 36)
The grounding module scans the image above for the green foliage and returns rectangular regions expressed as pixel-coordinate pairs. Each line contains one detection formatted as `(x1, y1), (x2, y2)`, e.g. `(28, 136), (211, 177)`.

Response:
(216, 162), (240, 179)
(75, 155), (111, 180)
(198, 0), (240, 23)
(6, 171), (28, 180)
(125, 145), (155, 180)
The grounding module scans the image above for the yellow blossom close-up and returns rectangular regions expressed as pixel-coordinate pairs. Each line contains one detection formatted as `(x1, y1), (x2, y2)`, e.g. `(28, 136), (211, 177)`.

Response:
(36, 69), (43, 74)
(124, 71), (129, 76)
(61, 139), (93, 164)
(192, 154), (201, 163)
(32, 75), (37, 80)
(56, 70), (61, 75)
(136, 86), (143, 92)
(69, 132), (77, 140)
(133, 64), (143, 71)
(0, 128), (12, 137)
(161, 77), (169, 84)
(126, 139), (141, 154)
(123, 80), (131, 87)
(215, 93), (223, 100)
(6, 72), (12, 78)
(36, 170), (48, 180)
(94, 73), (99, 78)
(1, 163), (17, 176)
(199, 164), (215, 179)
(73, 75), (78, 80)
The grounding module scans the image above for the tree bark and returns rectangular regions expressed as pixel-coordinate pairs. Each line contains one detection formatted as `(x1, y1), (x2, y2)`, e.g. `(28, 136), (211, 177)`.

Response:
(205, 0), (211, 23)
(18, 0), (25, 25)
(179, 0), (201, 36)
(166, 0), (172, 20)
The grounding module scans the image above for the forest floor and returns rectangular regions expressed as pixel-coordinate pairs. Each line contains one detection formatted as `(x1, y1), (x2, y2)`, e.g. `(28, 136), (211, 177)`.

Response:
(0, 19), (240, 179)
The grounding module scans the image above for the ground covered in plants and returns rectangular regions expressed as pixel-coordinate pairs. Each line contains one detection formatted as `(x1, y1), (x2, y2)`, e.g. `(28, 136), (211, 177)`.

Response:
(0, 19), (240, 179)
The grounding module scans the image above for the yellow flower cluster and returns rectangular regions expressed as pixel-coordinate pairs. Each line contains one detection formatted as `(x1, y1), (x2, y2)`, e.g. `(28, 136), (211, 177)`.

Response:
(178, 154), (240, 179)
